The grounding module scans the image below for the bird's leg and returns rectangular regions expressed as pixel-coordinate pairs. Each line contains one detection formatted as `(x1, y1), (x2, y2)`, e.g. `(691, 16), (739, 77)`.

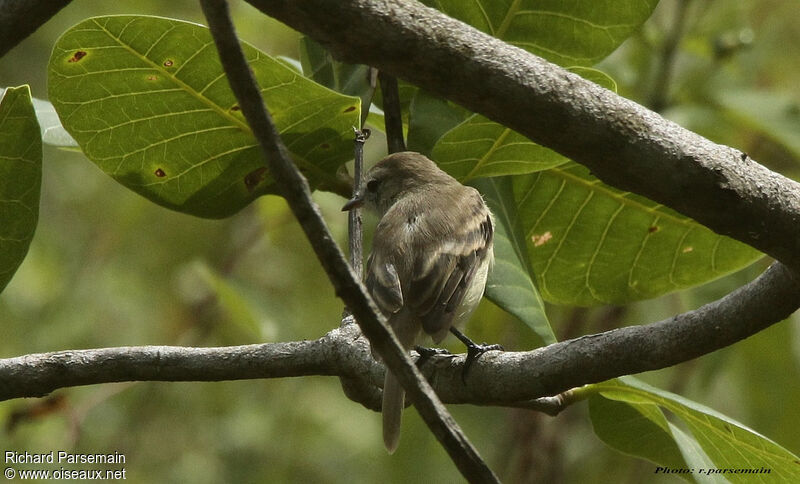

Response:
(449, 327), (504, 382)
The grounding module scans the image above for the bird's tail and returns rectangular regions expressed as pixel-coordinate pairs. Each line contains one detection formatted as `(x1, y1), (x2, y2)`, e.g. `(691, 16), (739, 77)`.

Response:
(382, 370), (404, 453)
(380, 311), (419, 453)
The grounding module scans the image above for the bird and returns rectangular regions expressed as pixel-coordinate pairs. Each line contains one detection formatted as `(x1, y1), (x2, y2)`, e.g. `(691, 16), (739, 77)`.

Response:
(342, 151), (494, 453)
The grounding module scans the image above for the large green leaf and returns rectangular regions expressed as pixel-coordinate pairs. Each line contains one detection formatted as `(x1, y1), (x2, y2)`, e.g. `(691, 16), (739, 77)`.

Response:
(0, 86), (42, 293)
(432, 68), (616, 182)
(474, 177), (553, 345)
(422, 0), (658, 66)
(514, 163), (761, 305)
(588, 393), (690, 480)
(589, 377), (800, 482)
(48, 16), (360, 219)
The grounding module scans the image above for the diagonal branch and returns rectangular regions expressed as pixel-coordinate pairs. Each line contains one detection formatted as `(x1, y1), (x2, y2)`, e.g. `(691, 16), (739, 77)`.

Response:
(0, 0), (72, 58)
(2, 262), (798, 408)
(244, 0), (800, 274)
(198, 1), (497, 481)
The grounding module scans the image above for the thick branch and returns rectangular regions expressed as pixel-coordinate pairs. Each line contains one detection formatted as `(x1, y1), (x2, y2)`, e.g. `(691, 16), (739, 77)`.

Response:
(3, 262), (798, 406)
(0, 0), (72, 57)
(245, 0), (800, 273)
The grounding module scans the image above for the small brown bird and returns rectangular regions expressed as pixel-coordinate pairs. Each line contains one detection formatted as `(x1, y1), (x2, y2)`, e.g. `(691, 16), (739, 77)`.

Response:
(343, 151), (494, 453)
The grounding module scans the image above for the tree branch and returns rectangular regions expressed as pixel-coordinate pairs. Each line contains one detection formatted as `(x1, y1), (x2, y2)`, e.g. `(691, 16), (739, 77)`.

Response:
(244, 0), (800, 274)
(378, 72), (406, 153)
(3, 262), (798, 408)
(0, 0), (72, 58)
(198, 2), (498, 481)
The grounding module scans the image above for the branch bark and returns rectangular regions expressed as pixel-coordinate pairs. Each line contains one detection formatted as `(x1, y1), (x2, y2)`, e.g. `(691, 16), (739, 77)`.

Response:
(3, 262), (798, 407)
(244, 0), (800, 274)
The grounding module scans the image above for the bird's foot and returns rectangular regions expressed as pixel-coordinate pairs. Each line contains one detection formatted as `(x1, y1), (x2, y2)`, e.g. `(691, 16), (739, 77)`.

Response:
(414, 345), (452, 367)
(449, 327), (504, 382)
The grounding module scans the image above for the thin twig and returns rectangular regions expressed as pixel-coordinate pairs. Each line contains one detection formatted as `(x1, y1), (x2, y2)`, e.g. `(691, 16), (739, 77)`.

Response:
(347, 128), (370, 280)
(198, 1), (498, 481)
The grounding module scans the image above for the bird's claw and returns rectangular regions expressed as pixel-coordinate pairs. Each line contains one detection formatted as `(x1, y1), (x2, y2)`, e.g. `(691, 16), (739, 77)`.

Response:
(462, 342), (504, 383)
(414, 345), (452, 366)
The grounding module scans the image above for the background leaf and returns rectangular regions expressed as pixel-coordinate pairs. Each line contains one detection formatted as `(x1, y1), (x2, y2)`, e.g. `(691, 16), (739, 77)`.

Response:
(434, 114), (568, 181)
(589, 394), (690, 478)
(48, 16), (360, 219)
(513, 163), (761, 305)
(406, 90), (470, 157)
(716, 89), (800, 160)
(591, 378), (800, 482)
(0, 86), (42, 293)
(432, 68), (616, 182)
(298, 36), (375, 127)
(475, 177), (554, 345)
(421, 0), (659, 66)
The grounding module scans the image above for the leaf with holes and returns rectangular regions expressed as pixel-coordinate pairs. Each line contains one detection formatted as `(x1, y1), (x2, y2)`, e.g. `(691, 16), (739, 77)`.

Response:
(513, 163), (761, 305)
(0, 86), (42, 293)
(48, 16), (359, 218)
(421, 0), (658, 66)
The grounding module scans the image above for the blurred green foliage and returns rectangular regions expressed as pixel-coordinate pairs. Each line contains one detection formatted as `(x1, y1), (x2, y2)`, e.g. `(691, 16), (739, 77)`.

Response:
(1, 0), (799, 483)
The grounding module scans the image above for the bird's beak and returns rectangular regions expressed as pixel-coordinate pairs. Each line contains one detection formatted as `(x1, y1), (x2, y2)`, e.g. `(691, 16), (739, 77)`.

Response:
(342, 194), (364, 211)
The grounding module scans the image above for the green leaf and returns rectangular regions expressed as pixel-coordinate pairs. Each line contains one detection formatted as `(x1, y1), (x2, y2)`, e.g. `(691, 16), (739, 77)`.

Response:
(432, 68), (615, 182)
(473, 177), (553, 344)
(589, 394), (689, 478)
(668, 424), (729, 484)
(716, 89), (800, 160)
(0, 86), (42, 293)
(407, 90), (470, 157)
(514, 163), (761, 305)
(433, 114), (569, 182)
(298, 36), (375, 127)
(421, 0), (658, 66)
(48, 16), (360, 219)
(591, 378), (800, 482)
(191, 261), (262, 339)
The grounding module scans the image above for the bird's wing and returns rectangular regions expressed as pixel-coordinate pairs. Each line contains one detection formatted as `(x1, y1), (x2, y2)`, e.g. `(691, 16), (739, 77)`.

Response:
(365, 251), (403, 315)
(407, 189), (494, 341)
(366, 187), (493, 342)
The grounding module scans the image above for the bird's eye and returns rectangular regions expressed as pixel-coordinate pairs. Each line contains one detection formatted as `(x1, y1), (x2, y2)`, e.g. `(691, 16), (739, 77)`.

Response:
(366, 179), (380, 192)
